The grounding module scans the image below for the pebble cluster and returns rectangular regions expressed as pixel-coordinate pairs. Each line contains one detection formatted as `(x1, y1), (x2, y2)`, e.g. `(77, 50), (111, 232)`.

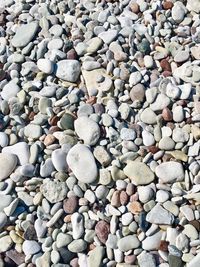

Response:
(0, 0), (200, 266)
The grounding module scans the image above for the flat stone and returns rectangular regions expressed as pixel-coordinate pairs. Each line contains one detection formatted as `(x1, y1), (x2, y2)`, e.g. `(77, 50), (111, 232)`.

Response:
(98, 29), (118, 44)
(52, 149), (68, 172)
(168, 255), (183, 267)
(0, 235), (13, 252)
(140, 108), (157, 124)
(1, 81), (20, 101)
(11, 22), (39, 47)
(24, 124), (42, 140)
(142, 231), (162, 251)
(155, 162), (184, 183)
(40, 180), (68, 203)
(137, 251), (156, 267)
(56, 233), (73, 248)
(188, 253), (200, 267)
(118, 235), (140, 252)
(124, 161), (155, 185)
(2, 142), (30, 165)
(88, 246), (105, 267)
(0, 153), (17, 181)
(56, 60), (81, 82)
(74, 116), (100, 146)
(95, 220), (110, 244)
(67, 144), (98, 184)
(22, 240), (40, 256)
(146, 204), (174, 225)
(150, 94), (170, 111)
(37, 58), (54, 74)
(6, 250), (25, 265)
(68, 239), (87, 253)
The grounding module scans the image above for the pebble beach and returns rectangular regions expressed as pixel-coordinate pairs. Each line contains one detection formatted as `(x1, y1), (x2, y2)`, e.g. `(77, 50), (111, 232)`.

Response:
(0, 0), (200, 266)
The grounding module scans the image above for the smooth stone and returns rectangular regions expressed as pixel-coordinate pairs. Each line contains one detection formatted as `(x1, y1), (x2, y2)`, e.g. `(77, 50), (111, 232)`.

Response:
(24, 124), (42, 140)
(124, 161), (155, 185)
(187, 0), (200, 13)
(98, 30), (118, 44)
(82, 61), (101, 71)
(11, 22), (39, 47)
(174, 51), (189, 63)
(0, 132), (9, 147)
(168, 255), (183, 267)
(74, 116), (100, 146)
(158, 137), (175, 150)
(142, 231), (162, 250)
(120, 128), (136, 141)
(56, 233), (73, 248)
(150, 94), (170, 111)
(142, 130), (155, 146)
(172, 128), (189, 143)
(138, 186), (154, 203)
(173, 106), (184, 122)
(146, 204), (174, 225)
(40, 180), (68, 203)
(88, 246), (105, 267)
(172, 2), (186, 23)
(118, 235), (140, 252)
(188, 253), (200, 267)
(37, 58), (54, 74)
(140, 108), (157, 124)
(52, 149), (68, 172)
(0, 153), (17, 181)
(0, 195), (12, 212)
(56, 60), (81, 82)
(1, 81), (20, 101)
(71, 212), (84, 239)
(155, 162), (184, 183)
(0, 212), (7, 228)
(40, 158), (55, 177)
(3, 142), (30, 165)
(67, 144), (98, 183)
(137, 251), (156, 267)
(0, 235), (13, 252)
(22, 240), (40, 256)
(86, 37), (103, 54)
(68, 239), (87, 253)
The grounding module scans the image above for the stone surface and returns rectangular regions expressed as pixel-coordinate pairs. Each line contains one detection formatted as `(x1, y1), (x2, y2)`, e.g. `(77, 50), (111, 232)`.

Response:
(74, 116), (100, 146)
(124, 161), (155, 185)
(0, 153), (17, 181)
(118, 235), (140, 252)
(146, 204), (174, 225)
(56, 60), (81, 82)
(11, 22), (38, 47)
(155, 162), (184, 183)
(67, 144), (98, 183)
(40, 180), (68, 203)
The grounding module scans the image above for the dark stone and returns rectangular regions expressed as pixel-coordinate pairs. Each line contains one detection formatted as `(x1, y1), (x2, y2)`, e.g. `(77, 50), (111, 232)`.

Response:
(24, 224), (37, 240)
(6, 250), (25, 265)
(168, 255), (183, 267)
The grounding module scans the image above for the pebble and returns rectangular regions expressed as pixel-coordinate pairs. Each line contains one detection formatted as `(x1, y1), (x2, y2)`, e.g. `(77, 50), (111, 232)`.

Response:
(146, 204), (174, 225)
(52, 149), (68, 172)
(40, 180), (68, 203)
(0, 153), (17, 181)
(74, 116), (100, 146)
(1, 81), (20, 101)
(117, 235), (140, 252)
(55, 60), (81, 82)
(67, 144), (98, 184)
(68, 239), (87, 253)
(11, 22), (39, 47)
(155, 162), (184, 183)
(22, 240), (40, 256)
(37, 59), (54, 74)
(124, 161), (155, 185)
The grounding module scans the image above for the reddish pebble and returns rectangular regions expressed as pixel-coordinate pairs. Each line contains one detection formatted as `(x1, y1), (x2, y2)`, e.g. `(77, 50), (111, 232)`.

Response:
(159, 240), (169, 252)
(163, 1), (173, 10)
(67, 49), (77, 60)
(162, 107), (173, 121)
(86, 96), (96, 105)
(160, 59), (171, 71)
(163, 71), (172, 77)
(95, 220), (110, 244)
(148, 146), (159, 154)
(120, 191), (129, 205)
(64, 214), (72, 223)
(126, 183), (135, 196)
(63, 196), (78, 214)
(70, 258), (79, 267)
(125, 255), (136, 264)
(111, 191), (121, 207)
(49, 115), (59, 126)
(128, 201), (143, 214)
(130, 2), (140, 13)
(44, 134), (56, 146)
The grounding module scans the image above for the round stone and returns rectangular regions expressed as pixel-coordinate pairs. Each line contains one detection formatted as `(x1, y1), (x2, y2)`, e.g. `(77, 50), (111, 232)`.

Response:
(67, 144), (98, 183)
(56, 60), (81, 82)
(40, 180), (68, 203)
(22, 240), (40, 256)
(37, 59), (54, 74)
(74, 116), (100, 146)
(0, 153), (17, 181)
